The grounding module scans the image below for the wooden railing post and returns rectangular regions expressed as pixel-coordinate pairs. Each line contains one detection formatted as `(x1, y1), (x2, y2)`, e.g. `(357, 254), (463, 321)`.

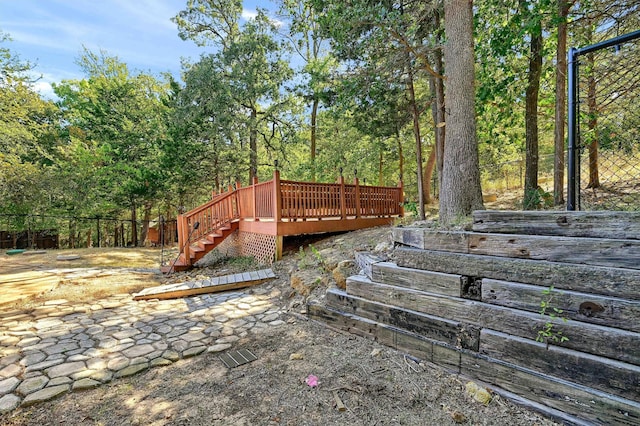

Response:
(252, 176), (258, 220)
(339, 175), (346, 219)
(273, 169), (281, 222)
(354, 176), (361, 218)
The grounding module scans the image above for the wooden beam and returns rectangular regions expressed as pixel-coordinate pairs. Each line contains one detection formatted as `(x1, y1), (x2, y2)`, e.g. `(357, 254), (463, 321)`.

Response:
(480, 329), (640, 401)
(394, 247), (640, 300)
(472, 210), (640, 239)
(392, 228), (640, 270)
(346, 274), (640, 366)
(482, 278), (640, 333)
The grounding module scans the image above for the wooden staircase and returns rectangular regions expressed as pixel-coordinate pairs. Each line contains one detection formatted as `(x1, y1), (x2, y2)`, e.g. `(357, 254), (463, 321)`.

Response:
(309, 210), (640, 425)
(161, 190), (240, 273)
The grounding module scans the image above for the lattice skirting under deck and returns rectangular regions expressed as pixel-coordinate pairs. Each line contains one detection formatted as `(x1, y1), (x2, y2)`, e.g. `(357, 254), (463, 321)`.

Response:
(214, 230), (277, 265)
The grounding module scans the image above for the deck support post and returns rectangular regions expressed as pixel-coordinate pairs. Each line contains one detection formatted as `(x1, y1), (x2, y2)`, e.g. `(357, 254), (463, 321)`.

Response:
(275, 235), (283, 260)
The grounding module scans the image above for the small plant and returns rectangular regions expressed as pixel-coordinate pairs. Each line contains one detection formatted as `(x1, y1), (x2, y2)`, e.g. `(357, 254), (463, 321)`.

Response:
(536, 285), (569, 349)
(309, 244), (324, 266)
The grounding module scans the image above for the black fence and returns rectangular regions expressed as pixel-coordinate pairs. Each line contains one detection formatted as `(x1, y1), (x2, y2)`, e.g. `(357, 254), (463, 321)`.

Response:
(568, 30), (640, 211)
(0, 214), (177, 250)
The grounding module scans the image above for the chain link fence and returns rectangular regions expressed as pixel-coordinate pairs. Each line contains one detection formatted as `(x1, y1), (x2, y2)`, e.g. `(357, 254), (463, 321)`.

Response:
(569, 30), (640, 211)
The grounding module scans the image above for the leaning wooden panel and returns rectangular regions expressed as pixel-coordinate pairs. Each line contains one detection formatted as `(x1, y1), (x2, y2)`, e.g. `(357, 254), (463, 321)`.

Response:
(325, 288), (480, 351)
(460, 351), (640, 425)
(480, 329), (640, 401)
(370, 262), (462, 297)
(394, 247), (640, 300)
(472, 210), (640, 239)
(346, 275), (640, 366)
(482, 278), (640, 333)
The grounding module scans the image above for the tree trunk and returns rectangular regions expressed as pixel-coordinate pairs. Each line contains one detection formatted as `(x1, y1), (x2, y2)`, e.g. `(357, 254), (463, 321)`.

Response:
(587, 52), (600, 189)
(396, 123), (404, 182)
(406, 60), (426, 220)
(311, 97), (319, 182)
(523, 30), (543, 210)
(131, 203), (138, 247)
(423, 147), (437, 205)
(379, 145), (384, 186)
(430, 12), (446, 188)
(440, 0), (484, 225)
(553, 0), (568, 206)
(141, 201), (153, 246)
(249, 107), (258, 182)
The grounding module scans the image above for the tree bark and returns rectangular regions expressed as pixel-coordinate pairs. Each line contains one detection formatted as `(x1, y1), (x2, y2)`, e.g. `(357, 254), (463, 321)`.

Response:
(423, 147), (437, 205)
(440, 0), (484, 225)
(430, 12), (446, 189)
(249, 107), (258, 182)
(311, 97), (319, 182)
(523, 30), (543, 209)
(406, 59), (426, 220)
(131, 203), (138, 247)
(553, 0), (569, 206)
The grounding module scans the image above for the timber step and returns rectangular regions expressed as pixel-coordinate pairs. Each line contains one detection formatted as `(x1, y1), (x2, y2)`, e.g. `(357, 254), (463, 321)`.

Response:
(471, 210), (640, 239)
(134, 268), (275, 300)
(343, 275), (640, 367)
(392, 228), (640, 270)
(307, 301), (640, 426)
(309, 210), (640, 424)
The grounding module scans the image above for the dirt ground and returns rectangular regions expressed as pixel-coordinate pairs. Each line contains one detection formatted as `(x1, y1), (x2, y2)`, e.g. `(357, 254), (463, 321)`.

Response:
(1, 226), (559, 426)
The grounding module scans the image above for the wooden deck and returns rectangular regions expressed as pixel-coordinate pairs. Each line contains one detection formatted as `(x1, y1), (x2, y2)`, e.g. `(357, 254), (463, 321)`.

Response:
(163, 171), (403, 272)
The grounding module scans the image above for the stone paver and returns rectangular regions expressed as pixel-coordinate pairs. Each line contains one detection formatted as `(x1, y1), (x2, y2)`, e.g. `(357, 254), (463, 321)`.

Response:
(0, 277), (283, 412)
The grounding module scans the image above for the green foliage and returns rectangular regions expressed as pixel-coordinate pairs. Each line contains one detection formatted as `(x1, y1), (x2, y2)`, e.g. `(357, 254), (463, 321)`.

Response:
(536, 285), (569, 349)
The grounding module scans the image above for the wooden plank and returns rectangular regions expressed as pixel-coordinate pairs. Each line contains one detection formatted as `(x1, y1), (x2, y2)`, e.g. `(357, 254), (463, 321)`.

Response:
(371, 262), (461, 298)
(460, 351), (640, 426)
(346, 275), (640, 366)
(133, 269), (275, 300)
(325, 288), (480, 351)
(393, 228), (640, 270)
(394, 247), (640, 300)
(482, 278), (640, 333)
(480, 329), (640, 401)
(472, 210), (640, 239)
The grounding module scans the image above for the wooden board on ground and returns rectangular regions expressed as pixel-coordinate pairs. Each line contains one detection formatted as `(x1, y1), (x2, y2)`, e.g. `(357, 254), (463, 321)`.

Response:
(133, 268), (276, 300)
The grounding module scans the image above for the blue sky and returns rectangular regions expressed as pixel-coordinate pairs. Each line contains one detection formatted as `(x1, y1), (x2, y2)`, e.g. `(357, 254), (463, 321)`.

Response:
(0, 0), (275, 98)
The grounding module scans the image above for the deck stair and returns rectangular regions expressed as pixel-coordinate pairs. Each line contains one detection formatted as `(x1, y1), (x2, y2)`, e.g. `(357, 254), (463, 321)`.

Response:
(308, 210), (640, 425)
(162, 189), (240, 273)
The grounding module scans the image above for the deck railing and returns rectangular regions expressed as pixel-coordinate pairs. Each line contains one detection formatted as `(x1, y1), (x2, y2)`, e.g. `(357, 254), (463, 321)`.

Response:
(176, 170), (403, 262)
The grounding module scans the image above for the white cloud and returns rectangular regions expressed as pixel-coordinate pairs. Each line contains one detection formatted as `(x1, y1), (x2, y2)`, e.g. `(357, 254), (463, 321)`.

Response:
(241, 9), (259, 21)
